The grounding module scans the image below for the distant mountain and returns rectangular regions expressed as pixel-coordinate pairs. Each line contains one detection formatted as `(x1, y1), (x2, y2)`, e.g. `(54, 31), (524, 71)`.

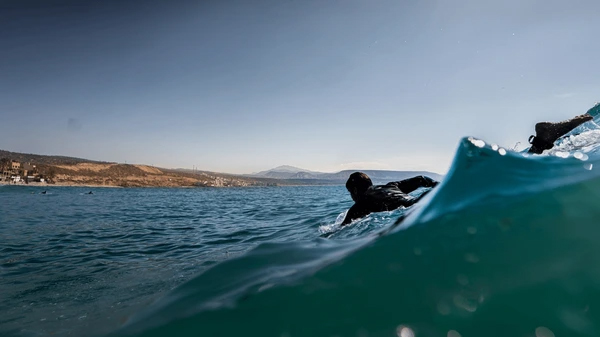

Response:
(248, 165), (444, 184)
(251, 165), (322, 179)
(325, 170), (444, 184)
(258, 165), (313, 173)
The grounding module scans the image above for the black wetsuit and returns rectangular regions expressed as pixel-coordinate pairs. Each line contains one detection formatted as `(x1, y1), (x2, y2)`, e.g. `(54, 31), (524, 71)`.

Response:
(527, 136), (555, 154)
(342, 175), (438, 225)
(527, 115), (594, 154)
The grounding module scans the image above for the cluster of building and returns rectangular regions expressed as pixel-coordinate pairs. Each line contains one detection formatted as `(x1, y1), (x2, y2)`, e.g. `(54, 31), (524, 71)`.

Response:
(0, 160), (47, 184)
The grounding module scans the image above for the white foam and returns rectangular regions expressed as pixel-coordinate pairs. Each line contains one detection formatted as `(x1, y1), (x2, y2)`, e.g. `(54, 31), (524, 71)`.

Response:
(547, 130), (600, 155)
(318, 211), (346, 234)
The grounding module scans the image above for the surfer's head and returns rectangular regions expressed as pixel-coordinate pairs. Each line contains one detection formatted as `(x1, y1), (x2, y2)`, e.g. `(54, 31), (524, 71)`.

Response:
(346, 172), (372, 202)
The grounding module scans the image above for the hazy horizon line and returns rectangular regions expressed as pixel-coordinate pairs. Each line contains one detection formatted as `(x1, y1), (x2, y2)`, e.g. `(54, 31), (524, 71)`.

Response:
(0, 148), (446, 176)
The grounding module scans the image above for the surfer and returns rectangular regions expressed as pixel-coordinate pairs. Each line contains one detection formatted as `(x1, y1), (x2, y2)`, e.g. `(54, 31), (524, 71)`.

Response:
(342, 112), (594, 225)
(527, 113), (593, 154)
(341, 173), (438, 225)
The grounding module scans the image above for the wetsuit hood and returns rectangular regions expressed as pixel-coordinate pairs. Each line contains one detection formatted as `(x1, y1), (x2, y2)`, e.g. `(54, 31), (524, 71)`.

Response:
(346, 172), (373, 202)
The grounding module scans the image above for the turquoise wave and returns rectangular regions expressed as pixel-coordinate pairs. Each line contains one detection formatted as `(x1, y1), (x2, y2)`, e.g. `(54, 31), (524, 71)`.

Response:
(113, 104), (600, 337)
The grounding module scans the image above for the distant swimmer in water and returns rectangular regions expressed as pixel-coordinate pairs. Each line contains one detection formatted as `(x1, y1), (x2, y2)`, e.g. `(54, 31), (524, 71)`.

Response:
(527, 113), (593, 154)
(341, 173), (438, 225)
(41, 191), (47, 194)
(87, 191), (93, 194)
(341, 112), (594, 225)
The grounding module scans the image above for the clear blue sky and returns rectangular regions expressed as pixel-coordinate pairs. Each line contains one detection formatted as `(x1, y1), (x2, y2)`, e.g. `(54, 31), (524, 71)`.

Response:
(2, 0), (599, 174)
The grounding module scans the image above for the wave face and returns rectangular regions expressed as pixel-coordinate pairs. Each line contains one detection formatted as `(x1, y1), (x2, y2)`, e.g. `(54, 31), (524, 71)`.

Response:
(114, 104), (600, 337)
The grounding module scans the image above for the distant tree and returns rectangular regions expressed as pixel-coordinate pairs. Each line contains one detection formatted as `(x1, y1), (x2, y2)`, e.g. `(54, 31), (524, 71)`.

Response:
(0, 158), (10, 176)
(46, 167), (57, 183)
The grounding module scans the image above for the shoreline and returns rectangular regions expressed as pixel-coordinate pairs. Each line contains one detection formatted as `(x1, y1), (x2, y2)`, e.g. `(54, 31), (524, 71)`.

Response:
(0, 181), (343, 189)
(0, 181), (119, 188)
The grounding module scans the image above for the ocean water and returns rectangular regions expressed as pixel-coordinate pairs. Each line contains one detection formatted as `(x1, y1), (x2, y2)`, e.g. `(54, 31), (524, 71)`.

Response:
(0, 185), (356, 337)
(3, 104), (600, 337)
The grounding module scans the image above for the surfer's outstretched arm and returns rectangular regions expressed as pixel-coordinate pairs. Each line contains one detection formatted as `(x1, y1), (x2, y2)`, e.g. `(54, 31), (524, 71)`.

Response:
(402, 188), (433, 206)
(341, 190), (431, 226)
(528, 113), (593, 154)
(387, 175), (438, 194)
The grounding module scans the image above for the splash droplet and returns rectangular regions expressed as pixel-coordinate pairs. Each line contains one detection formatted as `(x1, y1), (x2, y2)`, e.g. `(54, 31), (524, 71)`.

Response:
(478, 294), (485, 303)
(447, 330), (462, 337)
(574, 152), (589, 161)
(535, 326), (555, 337)
(453, 294), (477, 312)
(555, 151), (569, 158)
(356, 328), (369, 337)
(584, 163), (593, 171)
(491, 144), (499, 151)
(437, 301), (451, 315)
(498, 148), (507, 156)
(465, 253), (480, 263)
(396, 325), (415, 337)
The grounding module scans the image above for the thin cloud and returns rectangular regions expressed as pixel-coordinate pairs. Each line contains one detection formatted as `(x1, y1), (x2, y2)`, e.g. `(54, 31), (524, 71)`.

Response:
(556, 93), (576, 99)
(337, 161), (392, 171)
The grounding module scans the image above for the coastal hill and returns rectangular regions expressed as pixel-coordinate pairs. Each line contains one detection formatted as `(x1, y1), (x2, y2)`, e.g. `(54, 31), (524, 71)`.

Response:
(0, 150), (282, 187)
(0, 149), (106, 165)
(0, 150), (443, 187)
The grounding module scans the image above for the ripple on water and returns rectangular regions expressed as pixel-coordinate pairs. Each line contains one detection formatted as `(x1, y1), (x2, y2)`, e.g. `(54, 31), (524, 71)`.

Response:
(0, 186), (351, 337)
